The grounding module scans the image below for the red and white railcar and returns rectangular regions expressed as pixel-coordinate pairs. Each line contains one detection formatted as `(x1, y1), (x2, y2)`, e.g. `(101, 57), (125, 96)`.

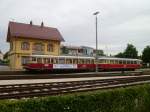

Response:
(23, 55), (142, 71)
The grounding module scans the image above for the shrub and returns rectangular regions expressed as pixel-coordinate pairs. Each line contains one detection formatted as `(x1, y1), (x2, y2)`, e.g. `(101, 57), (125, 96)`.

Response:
(0, 84), (150, 112)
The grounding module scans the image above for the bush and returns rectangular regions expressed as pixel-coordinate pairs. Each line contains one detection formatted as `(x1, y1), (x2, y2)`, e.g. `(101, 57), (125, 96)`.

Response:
(0, 84), (150, 112)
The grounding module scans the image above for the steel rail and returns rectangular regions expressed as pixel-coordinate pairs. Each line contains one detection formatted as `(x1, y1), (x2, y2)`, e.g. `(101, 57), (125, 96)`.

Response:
(0, 75), (150, 99)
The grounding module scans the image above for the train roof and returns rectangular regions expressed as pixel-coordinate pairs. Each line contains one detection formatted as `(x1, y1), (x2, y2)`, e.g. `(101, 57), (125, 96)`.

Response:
(30, 55), (142, 61)
(98, 56), (142, 61)
(30, 55), (95, 59)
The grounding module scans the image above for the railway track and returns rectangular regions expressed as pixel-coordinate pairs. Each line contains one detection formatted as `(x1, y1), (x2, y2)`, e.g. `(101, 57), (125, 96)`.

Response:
(0, 71), (144, 80)
(0, 75), (150, 99)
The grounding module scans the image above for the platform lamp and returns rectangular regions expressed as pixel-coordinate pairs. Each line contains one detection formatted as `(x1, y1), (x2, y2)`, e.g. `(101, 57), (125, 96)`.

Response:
(93, 11), (99, 74)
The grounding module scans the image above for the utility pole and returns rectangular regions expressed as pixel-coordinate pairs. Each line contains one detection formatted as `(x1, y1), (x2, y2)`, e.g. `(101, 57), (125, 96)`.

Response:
(93, 11), (99, 73)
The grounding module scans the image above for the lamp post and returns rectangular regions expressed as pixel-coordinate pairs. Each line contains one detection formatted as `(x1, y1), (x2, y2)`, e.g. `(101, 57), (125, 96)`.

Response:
(93, 11), (99, 73)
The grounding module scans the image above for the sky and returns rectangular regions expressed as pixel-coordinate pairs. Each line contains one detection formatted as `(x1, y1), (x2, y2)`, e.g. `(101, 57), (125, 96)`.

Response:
(0, 0), (150, 55)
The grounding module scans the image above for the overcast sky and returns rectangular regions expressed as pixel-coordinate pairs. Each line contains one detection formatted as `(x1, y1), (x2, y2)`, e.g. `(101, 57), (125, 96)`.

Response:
(0, 0), (150, 55)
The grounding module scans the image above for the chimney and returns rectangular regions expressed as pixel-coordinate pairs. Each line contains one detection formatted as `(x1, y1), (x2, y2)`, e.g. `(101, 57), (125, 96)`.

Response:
(41, 22), (44, 27)
(30, 21), (33, 25)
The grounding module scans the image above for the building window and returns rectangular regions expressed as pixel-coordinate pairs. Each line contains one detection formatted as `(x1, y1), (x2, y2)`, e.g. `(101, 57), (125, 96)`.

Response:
(33, 43), (44, 51)
(21, 42), (30, 50)
(47, 43), (54, 52)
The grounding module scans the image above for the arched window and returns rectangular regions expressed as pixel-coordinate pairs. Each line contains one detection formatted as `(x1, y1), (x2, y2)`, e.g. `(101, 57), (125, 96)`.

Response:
(47, 43), (54, 52)
(33, 43), (44, 51)
(21, 42), (30, 50)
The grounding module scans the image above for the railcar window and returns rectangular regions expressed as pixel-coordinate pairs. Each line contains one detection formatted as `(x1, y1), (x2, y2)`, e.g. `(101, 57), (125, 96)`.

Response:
(79, 59), (84, 64)
(110, 60), (114, 64)
(91, 59), (94, 64)
(123, 60), (126, 64)
(32, 57), (36, 62)
(86, 60), (90, 64)
(66, 59), (72, 64)
(59, 58), (65, 64)
(119, 60), (122, 64)
(48, 58), (51, 63)
(37, 58), (42, 63)
(43, 58), (48, 63)
(51, 58), (53, 64)
(52, 58), (58, 64)
(115, 60), (118, 64)
(127, 61), (130, 64)
(78, 59), (81, 64)
(98, 59), (103, 64)
(82, 59), (85, 64)
(103, 60), (106, 64)
(73, 59), (78, 64)
(131, 61), (134, 64)
(134, 61), (137, 64)
(106, 60), (110, 64)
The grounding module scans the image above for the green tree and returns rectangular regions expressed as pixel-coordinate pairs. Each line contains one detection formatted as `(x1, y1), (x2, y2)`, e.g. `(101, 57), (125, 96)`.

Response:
(142, 46), (150, 63)
(115, 44), (138, 58)
(124, 44), (138, 58)
(97, 50), (105, 56)
(115, 52), (124, 58)
(61, 46), (69, 54)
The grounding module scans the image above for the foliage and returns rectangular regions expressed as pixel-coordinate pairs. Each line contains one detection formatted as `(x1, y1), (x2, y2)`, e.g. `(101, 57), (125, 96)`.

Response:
(142, 46), (150, 63)
(0, 84), (150, 112)
(115, 52), (124, 58)
(124, 44), (138, 58)
(61, 46), (69, 54)
(115, 44), (138, 58)
(97, 49), (105, 56)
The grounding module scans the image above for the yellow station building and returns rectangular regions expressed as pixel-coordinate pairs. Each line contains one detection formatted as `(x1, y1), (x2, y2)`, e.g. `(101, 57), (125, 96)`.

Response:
(7, 21), (64, 70)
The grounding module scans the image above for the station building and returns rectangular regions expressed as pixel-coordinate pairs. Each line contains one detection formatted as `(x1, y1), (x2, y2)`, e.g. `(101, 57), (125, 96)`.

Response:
(0, 50), (3, 61)
(7, 21), (64, 70)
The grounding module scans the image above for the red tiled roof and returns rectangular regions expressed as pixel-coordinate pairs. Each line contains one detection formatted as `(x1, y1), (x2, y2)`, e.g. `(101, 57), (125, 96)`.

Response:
(7, 21), (65, 42)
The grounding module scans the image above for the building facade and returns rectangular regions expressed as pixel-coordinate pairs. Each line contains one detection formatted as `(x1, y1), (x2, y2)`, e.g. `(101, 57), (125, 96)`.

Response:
(60, 45), (104, 57)
(7, 21), (64, 69)
(0, 50), (3, 61)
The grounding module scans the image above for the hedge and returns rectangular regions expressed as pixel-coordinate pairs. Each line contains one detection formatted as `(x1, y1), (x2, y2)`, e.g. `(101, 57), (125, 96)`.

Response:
(0, 84), (150, 112)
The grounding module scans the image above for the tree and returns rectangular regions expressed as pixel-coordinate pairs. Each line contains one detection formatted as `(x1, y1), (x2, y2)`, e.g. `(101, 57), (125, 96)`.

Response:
(61, 46), (69, 54)
(142, 46), (150, 63)
(97, 50), (105, 56)
(115, 44), (138, 58)
(124, 44), (138, 58)
(115, 52), (124, 58)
